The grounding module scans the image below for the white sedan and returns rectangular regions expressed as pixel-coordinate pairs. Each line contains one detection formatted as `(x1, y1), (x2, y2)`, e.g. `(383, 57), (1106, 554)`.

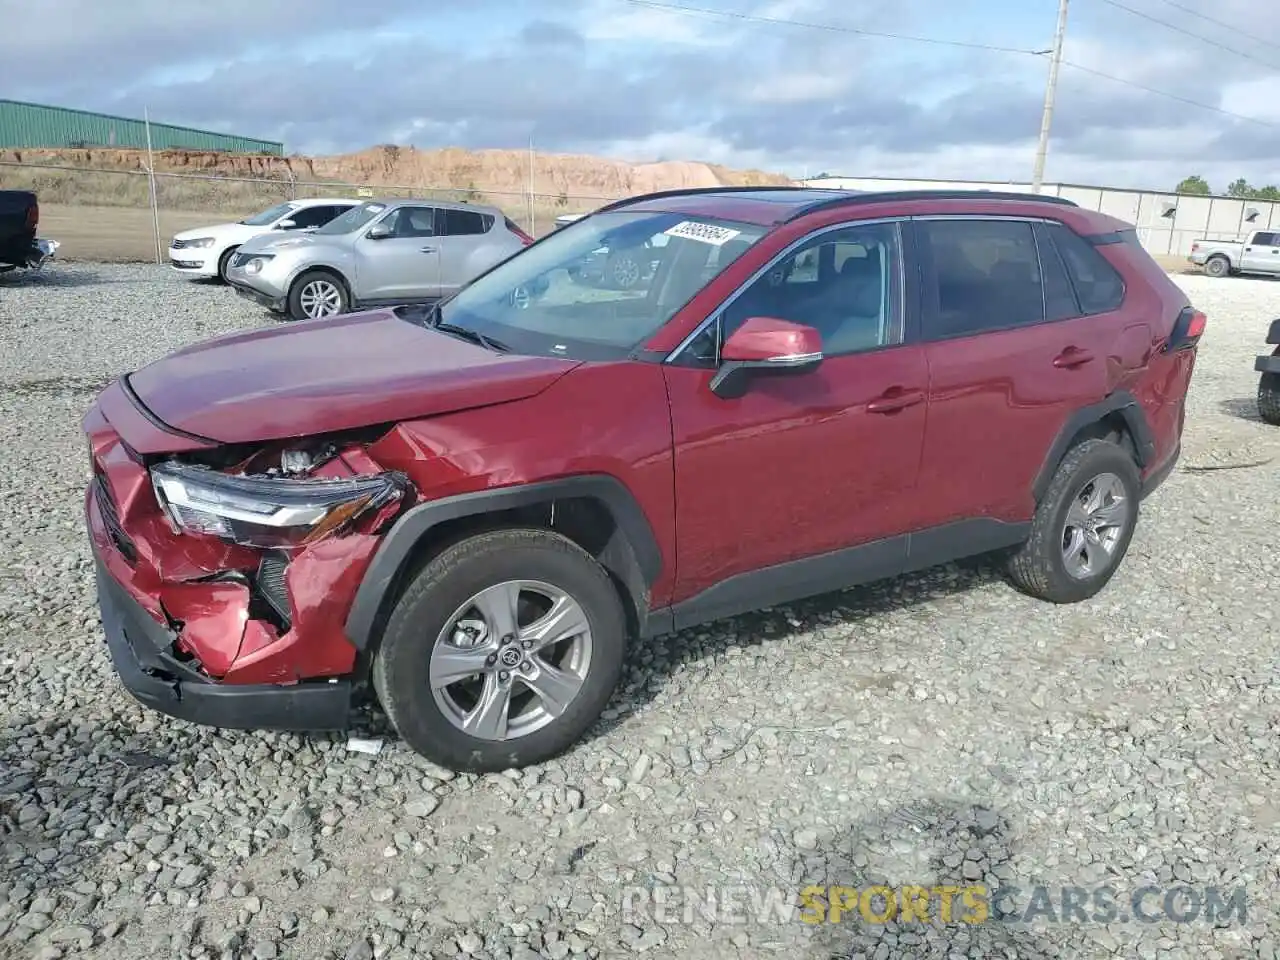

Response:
(168, 198), (360, 282)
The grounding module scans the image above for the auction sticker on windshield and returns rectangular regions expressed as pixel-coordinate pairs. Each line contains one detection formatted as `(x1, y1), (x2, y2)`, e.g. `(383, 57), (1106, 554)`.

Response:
(663, 221), (742, 245)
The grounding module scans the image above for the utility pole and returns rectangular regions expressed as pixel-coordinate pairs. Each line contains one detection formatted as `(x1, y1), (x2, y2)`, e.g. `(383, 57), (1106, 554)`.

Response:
(1031, 0), (1069, 193)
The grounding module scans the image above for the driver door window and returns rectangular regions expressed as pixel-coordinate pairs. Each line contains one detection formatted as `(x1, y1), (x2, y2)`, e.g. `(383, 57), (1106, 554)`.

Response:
(684, 221), (904, 363)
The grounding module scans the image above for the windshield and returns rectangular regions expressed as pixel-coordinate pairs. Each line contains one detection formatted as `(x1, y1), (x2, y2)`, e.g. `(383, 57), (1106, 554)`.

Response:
(239, 201), (298, 226)
(436, 210), (767, 360)
(313, 201), (387, 236)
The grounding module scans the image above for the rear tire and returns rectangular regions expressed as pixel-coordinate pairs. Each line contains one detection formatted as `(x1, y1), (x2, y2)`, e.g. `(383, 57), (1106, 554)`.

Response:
(372, 528), (628, 772)
(286, 269), (349, 321)
(1204, 255), (1230, 278)
(1259, 372), (1280, 425)
(1006, 439), (1141, 603)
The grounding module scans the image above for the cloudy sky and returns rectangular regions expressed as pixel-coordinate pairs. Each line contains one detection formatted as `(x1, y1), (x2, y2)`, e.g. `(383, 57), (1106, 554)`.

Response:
(4, 0), (1280, 192)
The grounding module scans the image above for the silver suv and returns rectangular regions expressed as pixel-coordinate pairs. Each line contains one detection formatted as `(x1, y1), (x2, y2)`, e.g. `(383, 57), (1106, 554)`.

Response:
(226, 198), (533, 321)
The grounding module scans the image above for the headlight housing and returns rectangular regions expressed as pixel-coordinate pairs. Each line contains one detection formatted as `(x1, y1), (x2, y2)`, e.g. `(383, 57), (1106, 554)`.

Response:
(150, 461), (408, 549)
(244, 254), (274, 275)
(186, 237), (216, 249)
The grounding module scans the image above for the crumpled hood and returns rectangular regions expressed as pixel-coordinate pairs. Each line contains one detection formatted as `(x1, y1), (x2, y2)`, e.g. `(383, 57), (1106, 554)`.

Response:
(125, 308), (581, 445)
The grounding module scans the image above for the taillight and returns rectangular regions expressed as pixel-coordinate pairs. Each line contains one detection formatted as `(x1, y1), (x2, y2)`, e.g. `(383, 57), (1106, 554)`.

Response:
(1165, 307), (1206, 352)
(505, 217), (534, 246)
(25, 202), (38, 229)
(1190, 241), (1199, 252)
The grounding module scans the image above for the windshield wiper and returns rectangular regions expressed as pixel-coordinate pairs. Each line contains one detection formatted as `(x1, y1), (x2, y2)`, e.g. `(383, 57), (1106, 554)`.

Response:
(417, 305), (507, 352)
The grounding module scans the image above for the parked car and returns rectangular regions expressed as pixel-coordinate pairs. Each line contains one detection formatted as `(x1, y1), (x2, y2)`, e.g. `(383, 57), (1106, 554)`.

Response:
(1188, 230), (1280, 278)
(1256, 317), (1280, 424)
(84, 186), (1201, 773)
(226, 198), (533, 321)
(0, 190), (59, 273)
(567, 233), (668, 290)
(168, 198), (361, 283)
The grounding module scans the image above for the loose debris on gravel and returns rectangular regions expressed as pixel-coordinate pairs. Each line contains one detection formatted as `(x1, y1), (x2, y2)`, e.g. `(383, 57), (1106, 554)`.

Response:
(1, 264), (1278, 959)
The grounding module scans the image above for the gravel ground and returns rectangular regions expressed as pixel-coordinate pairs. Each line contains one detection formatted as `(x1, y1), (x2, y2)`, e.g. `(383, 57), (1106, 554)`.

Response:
(0, 262), (1278, 960)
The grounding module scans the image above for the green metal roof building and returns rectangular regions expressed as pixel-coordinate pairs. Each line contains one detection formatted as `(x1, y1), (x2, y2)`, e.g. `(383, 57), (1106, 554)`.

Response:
(0, 99), (284, 155)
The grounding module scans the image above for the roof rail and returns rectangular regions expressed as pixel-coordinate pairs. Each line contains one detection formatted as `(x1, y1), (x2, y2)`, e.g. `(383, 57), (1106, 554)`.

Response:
(591, 184), (826, 215)
(786, 189), (1078, 221)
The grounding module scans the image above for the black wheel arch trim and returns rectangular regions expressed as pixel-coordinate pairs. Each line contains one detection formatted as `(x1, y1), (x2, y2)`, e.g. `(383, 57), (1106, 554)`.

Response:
(1032, 390), (1156, 502)
(344, 474), (664, 651)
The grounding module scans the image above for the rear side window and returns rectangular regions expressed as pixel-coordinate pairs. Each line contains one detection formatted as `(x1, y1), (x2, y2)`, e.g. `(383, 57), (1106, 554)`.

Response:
(1033, 224), (1079, 322)
(1046, 223), (1125, 314)
(289, 205), (343, 229)
(439, 209), (492, 236)
(1253, 231), (1277, 246)
(921, 219), (1045, 338)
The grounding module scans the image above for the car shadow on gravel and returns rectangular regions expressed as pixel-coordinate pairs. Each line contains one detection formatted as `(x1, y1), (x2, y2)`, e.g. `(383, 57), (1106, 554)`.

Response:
(798, 798), (1061, 959)
(0, 714), (175, 890)
(1217, 397), (1267, 423)
(590, 554), (1010, 739)
(0, 267), (109, 289)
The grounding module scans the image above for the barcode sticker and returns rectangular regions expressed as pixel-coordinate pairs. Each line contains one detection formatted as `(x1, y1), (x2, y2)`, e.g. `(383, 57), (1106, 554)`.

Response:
(663, 221), (742, 246)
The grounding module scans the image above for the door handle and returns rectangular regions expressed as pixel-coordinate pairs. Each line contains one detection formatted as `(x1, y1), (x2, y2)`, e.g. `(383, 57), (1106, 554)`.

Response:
(1053, 347), (1095, 369)
(420, 245), (437, 253)
(867, 387), (925, 414)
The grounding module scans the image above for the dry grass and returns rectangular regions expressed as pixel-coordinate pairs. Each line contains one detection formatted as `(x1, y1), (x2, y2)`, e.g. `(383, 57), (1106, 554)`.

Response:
(3, 165), (611, 261)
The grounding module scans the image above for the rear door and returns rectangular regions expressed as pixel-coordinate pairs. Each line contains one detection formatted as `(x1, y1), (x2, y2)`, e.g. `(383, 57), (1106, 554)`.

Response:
(353, 205), (441, 301)
(435, 207), (496, 295)
(910, 216), (1113, 528)
(1240, 231), (1280, 273)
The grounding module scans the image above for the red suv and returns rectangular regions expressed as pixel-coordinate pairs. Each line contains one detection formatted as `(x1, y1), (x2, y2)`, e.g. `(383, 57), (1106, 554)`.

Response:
(84, 187), (1202, 772)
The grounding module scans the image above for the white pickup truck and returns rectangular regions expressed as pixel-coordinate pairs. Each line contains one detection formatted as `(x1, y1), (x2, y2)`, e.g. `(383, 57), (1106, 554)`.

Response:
(1188, 230), (1280, 278)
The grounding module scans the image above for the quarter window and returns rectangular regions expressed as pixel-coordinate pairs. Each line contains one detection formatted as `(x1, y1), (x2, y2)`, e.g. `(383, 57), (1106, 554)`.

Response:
(921, 218), (1046, 338)
(705, 221), (903, 359)
(439, 208), (493, 236)
(1046, 222), (1125, 314)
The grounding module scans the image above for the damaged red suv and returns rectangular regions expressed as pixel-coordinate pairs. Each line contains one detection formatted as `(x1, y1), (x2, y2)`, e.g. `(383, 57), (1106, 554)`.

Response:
(84, 187), (1201, 772)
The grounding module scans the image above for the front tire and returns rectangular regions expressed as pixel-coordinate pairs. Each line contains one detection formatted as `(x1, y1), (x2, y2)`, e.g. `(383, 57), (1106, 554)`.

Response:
(372, 528), (628, 772)
(1204, 255), (1230, 278)
(217, 246), (239, 284)
(1259, 371), (1280, 425)
(1006, 439), (1141, 603)
(287, 270), (349, 321)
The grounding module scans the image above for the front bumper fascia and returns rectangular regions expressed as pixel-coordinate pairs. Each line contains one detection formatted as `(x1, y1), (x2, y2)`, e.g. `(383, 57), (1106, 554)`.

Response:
(93, 544), (353, 733)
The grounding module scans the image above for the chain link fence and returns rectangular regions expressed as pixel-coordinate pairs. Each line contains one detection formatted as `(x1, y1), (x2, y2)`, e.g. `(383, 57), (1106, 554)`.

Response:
(0, 160), (620, 262)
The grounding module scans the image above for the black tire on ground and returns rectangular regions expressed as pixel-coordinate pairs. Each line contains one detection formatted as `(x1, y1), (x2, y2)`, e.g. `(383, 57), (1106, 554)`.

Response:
(1204, 255), (1230, 278)
(372, 528), (628, 772)
(1259, 372), (1280, 425)
(1005, 438), (1142, 604)
(286, 269), (349, 322)
(216, 246), (239, 284)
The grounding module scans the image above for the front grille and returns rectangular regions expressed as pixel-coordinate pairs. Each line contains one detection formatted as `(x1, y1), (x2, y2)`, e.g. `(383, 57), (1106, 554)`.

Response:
(94, 474), (137, 563)
(231, 251), (254, 268)
(170, 259), (202, 269)
(171, 238), (189, 249)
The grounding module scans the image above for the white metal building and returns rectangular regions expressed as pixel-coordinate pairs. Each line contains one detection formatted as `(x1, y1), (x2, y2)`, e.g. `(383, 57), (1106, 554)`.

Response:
(800, 176), (1280, 259)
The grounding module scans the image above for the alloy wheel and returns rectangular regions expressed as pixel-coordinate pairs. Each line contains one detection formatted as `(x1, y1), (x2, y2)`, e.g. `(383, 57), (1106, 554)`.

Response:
(298, 279), (343, 318)
(428, 580), (593, 741)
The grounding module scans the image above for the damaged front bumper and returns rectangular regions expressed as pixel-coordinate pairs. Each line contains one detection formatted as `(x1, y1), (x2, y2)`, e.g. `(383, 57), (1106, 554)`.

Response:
(93, 544), (353, 731)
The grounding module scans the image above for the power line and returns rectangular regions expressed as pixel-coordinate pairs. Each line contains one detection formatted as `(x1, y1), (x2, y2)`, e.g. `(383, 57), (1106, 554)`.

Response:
(1093, 0), (1280, 70)
(616, 0), (1040, 56)
(1145, 0), (1280, 53)
(612, 0), (1280, 129)
(1059, 59), (1280, 127)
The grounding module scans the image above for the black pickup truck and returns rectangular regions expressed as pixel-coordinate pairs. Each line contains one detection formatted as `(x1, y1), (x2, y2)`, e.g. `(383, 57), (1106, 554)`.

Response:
(0, 190), (58, 272)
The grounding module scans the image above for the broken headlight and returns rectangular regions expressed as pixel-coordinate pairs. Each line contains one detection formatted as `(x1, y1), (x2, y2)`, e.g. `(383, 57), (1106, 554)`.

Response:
(150, 461), (407, 549)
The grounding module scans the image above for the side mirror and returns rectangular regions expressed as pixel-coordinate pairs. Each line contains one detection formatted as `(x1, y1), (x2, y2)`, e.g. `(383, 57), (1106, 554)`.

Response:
(710, 316), (823, 399)
(366, 222), (394, 240)
(275, 219), (297, 230)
